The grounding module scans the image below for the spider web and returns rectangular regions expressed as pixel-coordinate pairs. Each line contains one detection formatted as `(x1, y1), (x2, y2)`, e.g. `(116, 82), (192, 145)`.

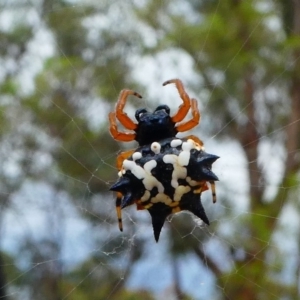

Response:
(1, 0), (300, 299)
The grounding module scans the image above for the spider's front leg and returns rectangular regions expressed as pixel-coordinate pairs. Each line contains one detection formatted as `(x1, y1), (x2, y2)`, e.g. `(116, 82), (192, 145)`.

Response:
(115, 89), (142, 130)
(109, 112), (136, 142)
(163, 78), (191, 123)
(175, 98), (200, 132)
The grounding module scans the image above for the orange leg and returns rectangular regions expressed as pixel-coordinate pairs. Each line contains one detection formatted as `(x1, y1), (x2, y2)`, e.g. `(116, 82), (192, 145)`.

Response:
(115, 150), (136, 231)
(163, 78), (191, 123)
(116, 149), (135, 169)
(136, 200), (152, 210)
(116, 192), (123, 231)
(175, 98), (200, 132)
(209, 181), (217, 203)
(184, 134), (204, 149)
(194, 180), (217, 203)
(193, 181), (208, 194)
(109, 112), (136, 142)
(115, 89), (142, 130)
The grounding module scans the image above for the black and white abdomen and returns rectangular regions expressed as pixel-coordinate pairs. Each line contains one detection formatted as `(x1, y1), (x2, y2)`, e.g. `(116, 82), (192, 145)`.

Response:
(110, 137), (219, 241)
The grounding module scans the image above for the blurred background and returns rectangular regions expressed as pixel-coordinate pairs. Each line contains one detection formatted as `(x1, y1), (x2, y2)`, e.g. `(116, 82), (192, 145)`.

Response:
(0, 0), (300, 299)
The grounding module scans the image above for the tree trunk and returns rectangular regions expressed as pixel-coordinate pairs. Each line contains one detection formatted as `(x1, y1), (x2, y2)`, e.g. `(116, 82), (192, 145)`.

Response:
(0, 252), (7, 300)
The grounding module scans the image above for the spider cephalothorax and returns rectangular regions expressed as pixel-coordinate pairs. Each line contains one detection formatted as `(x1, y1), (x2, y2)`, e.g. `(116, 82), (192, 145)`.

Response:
(134, 105), (177, 145)
(109, 79), (219, 241)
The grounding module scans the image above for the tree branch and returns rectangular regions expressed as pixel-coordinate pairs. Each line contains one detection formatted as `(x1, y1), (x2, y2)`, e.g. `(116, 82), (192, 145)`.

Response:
(192, 245), (222, 277)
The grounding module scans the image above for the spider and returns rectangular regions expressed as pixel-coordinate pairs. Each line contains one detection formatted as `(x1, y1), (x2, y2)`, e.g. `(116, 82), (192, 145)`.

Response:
(109, 79), (218, 241)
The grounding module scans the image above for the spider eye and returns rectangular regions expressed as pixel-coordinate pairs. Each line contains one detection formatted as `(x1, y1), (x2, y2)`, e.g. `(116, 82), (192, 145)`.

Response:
(155, 105), (170, 115)
(135, 108), (147, 121)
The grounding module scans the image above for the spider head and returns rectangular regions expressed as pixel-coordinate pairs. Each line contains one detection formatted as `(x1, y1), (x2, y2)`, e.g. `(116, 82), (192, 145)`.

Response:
(134, 105), (177, 145)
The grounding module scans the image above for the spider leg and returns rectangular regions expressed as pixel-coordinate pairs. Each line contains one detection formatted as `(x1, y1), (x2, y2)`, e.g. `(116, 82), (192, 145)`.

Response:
(184, 134), (204, 150)
(117, 149), (135, 169)
(163, 78), (191, 123)
(136, 200), (153, 210)
(193, 181), (209, 194)
(193, 180), (217, 203)
(113, 150), (136, 232)
(116, 192), (123, 231)
(175, 98), (200, 132)
(115, 89), (142, 130)
(209, 181), (217, 203)
(109, 112), (136, 142)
